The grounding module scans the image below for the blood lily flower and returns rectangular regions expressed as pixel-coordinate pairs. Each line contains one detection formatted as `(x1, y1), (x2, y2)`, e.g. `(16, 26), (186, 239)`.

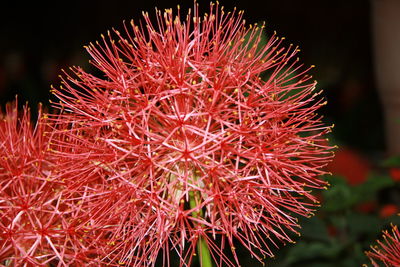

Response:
(0, 101), (64, 265)
(51, 2), (333, 266)
(0, 101), (94, 266)
(366, 224), (400, 267)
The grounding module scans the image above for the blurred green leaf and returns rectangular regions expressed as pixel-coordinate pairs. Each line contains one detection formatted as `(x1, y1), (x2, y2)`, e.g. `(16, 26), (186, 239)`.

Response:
(322, 175), (394, 212)
(381, 156), (400, 167)
(284, 240), (342, 265)
(322, 176), (355, 211)
(347, 213), (381, 238)
(352, 174), (394, 203)
(298, 216), (330, 242)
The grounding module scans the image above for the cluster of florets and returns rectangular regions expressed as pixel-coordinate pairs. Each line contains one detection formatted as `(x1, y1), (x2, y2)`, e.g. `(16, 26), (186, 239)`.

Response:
(1, 2), (333, 266)
(0, 102), (93, 265)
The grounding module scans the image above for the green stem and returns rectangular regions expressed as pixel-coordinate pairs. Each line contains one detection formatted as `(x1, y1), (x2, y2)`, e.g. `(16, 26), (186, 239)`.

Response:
(197, 235), (213, 267)
(189, 191), (213, 267)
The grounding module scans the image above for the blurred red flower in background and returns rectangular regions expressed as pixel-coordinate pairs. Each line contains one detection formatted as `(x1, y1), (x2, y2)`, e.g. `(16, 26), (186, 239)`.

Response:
(326, 146), (370, 185)
(379, 204), (399, 219)
(389, 168), (400, 182)
(356, 201), (377, 214)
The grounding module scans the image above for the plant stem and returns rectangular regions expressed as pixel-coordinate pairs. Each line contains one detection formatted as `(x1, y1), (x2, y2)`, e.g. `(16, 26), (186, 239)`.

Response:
(189, 191), (213, 267)
(197, 235), (213, 267)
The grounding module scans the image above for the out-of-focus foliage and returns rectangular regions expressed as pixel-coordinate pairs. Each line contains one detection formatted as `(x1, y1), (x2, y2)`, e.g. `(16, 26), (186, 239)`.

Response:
(264, 163), (400, 267)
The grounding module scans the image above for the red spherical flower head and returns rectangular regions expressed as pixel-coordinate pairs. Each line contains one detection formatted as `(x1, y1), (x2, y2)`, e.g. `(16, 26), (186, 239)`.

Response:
(366, 224), (400, 267)
(52, 2), (334, 266)
(0, 100), (92, 265)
